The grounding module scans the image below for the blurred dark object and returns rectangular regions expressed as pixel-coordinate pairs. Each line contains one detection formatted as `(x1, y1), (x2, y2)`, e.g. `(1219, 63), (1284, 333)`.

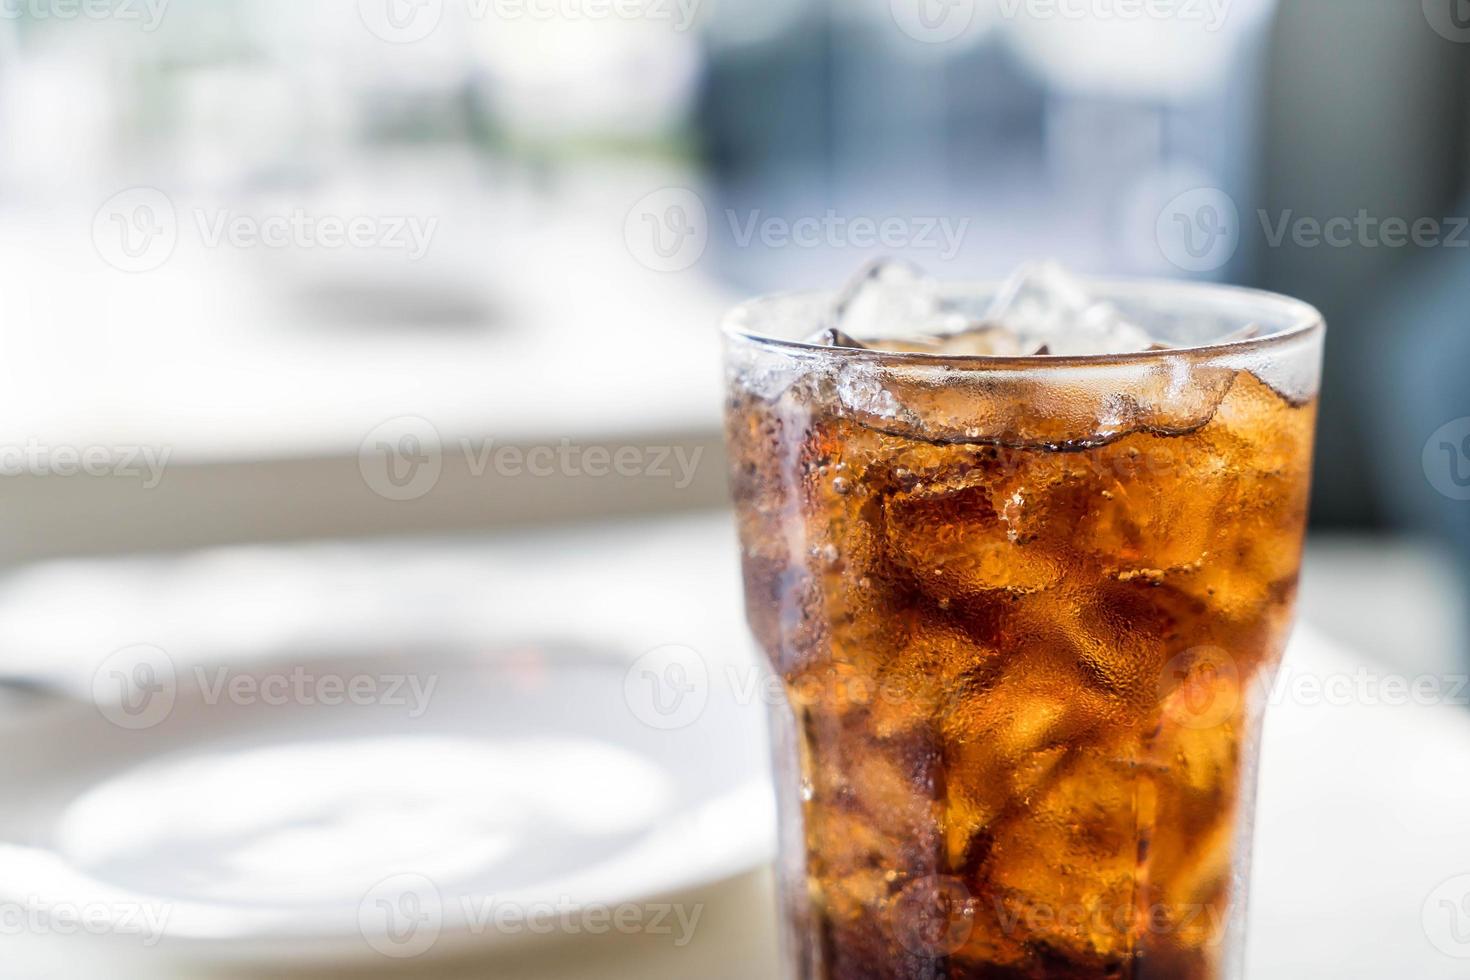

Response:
(1368, 193), (1470, 627)
(1260, 0), (1470, 529)
(697, 0), (1277, 291)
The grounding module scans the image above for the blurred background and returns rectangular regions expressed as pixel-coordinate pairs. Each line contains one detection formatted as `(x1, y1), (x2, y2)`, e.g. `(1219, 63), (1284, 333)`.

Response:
(1, 0), (1469, 977)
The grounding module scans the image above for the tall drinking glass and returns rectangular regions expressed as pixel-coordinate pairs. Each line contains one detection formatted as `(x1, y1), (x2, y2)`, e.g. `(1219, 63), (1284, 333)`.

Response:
(722, 279), (1324, 979)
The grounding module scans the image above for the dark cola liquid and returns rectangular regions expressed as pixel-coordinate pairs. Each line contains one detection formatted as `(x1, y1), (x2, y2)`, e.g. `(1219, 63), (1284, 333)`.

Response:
(728, 362), (1316, 980)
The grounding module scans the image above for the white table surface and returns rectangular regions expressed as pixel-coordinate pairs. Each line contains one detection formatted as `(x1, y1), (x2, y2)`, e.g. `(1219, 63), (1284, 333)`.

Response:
(2, 514), (1468, 978)
(0, 170), (739, 562)
(0, 168), (735, 461)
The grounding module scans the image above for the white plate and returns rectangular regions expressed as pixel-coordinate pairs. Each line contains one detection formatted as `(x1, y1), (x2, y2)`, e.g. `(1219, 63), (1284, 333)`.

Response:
(0, 643), (774, 968)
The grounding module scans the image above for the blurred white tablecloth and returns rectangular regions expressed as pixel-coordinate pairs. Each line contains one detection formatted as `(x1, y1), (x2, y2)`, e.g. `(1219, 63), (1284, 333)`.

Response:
(0, 175), (738, 563)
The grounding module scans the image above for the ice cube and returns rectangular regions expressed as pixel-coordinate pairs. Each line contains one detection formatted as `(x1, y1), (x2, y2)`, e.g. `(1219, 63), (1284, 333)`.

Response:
(882, 482), (1064, 599)
(1215, 322), (1262, 345)
(808, 327), (869, 349)
(825, 259), (1035, 355)
(984, 261), (1156, 356)
(828, 258), (959, 341)
(985, 745), (1142, 961)
(822, 260), (1166, 357)
(813, 319), (1033, 356)
(923, 322), (1032, 357)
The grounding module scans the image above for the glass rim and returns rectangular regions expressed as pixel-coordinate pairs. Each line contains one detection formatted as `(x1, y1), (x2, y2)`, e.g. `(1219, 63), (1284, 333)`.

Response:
(722, 275), (1326, 370)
